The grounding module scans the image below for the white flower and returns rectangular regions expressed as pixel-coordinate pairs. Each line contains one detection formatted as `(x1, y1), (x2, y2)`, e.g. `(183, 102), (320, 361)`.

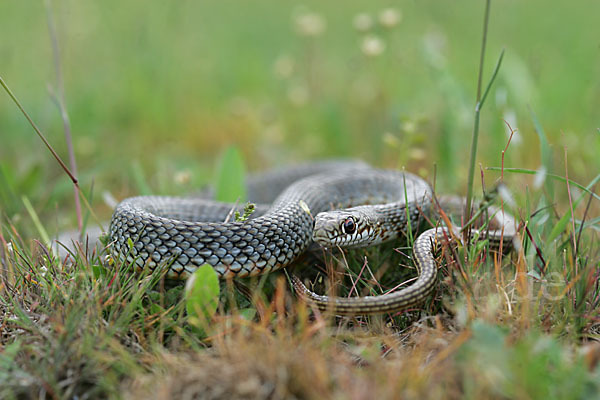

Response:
(294, 12), (326, 37)
(174, 170), (191, 185)
(379, 8), (402, 28)
(360, 35), (385, 57)
(353, 13), (373, 32)
(383, 132), (400, 148)
(409, 148), (426, 161)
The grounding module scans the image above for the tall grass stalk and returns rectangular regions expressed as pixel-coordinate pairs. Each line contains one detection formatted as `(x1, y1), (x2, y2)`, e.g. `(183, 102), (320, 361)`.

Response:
(0, 75), (102, 230)
(465, 0), (504, 232)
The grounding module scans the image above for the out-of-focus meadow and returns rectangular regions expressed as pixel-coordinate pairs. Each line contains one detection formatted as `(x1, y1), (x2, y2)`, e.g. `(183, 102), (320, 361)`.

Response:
(3, 2), (600, 398)
(1, 0), (598, 229)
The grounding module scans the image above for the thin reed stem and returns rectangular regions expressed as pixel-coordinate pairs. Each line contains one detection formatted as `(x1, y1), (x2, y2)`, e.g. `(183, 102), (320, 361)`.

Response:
(465, 0), (504, 241)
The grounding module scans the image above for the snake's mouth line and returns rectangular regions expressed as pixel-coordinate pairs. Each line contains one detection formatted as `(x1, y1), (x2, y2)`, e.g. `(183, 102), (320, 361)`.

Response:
(313, 227), (378, 249)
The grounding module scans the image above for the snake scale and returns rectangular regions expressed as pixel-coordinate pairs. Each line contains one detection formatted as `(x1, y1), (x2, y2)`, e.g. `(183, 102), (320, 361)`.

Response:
(109, 161), (515, 315)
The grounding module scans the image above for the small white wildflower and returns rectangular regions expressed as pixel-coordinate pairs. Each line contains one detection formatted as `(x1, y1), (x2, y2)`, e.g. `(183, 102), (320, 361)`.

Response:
(409, 148), (426, 161)
(353, 13), (373, 32)
(287, 84), (309, 106)
(402, 120), (417, 134)
(533, 165), (547, 189)
(174, 170), (191, 185)
(360, 34), (385, 57)
(273, 55), (294, 79)
(379, 8), (402, 28)
(294, 12), (326, 37)
(382, 132), (400, 148)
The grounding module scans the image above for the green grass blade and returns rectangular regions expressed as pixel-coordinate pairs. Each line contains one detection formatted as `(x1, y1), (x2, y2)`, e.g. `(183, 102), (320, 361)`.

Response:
(486, 168), (600, 202)
(529, 107), (552, 174)
(21, 196), (51, 248)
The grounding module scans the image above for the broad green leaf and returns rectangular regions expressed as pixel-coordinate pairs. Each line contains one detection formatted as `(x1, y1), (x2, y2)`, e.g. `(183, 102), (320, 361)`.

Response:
(185, 264), (220, 325)
(215, 146), (246, 202)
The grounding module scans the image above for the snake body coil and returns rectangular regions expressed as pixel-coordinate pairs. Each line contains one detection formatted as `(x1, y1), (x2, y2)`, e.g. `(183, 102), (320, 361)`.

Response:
(109, 162), (514, 314)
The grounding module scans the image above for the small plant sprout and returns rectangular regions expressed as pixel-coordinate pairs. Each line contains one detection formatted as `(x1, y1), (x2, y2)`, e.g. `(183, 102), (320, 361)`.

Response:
(234, 202), (256, 222)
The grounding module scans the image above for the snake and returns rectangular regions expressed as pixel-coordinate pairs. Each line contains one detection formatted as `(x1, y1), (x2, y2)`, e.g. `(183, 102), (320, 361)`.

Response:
(109, 161), (516, 315)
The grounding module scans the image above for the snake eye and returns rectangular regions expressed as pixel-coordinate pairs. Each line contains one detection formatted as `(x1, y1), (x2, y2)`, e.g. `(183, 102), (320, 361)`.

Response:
(342, 217), (356, 235)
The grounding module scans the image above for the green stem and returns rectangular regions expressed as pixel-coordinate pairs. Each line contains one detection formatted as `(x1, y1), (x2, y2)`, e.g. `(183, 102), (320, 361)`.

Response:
(465, 0), (504, 242)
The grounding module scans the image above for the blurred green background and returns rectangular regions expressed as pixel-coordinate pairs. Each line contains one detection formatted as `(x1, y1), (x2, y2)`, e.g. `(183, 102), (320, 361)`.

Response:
(1, 0), (598, 230)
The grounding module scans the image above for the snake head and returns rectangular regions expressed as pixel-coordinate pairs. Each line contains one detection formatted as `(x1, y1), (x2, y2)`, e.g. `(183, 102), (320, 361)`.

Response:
(313, 207), (380, 248)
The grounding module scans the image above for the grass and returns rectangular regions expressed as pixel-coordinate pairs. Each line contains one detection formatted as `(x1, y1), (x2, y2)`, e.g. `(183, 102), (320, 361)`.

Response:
(1, 1), (600, 399)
